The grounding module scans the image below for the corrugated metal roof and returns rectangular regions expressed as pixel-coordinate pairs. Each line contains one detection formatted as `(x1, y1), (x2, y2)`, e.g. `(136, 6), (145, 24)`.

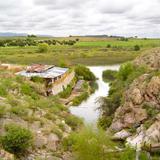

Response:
(16, 66), (68, 79)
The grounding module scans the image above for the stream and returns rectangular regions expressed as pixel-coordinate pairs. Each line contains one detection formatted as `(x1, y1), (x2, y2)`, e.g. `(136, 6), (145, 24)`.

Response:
(70, 65), (120, 124)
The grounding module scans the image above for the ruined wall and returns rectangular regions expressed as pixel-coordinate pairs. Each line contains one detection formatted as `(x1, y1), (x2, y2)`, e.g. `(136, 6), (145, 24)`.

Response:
(51, 71), (75, 95)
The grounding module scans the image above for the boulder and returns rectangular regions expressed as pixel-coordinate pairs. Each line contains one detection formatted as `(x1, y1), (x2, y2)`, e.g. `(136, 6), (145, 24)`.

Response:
(0, 149), (14, 160)
(46, 133), (59, 151)
(131, 88), (143, 105)
(34, 133), (47, 148)
(126, 125), (146, 149)
(113, 130), (131, 140)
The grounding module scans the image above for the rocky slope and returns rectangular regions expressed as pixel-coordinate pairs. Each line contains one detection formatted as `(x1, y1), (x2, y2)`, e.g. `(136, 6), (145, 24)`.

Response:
(0, 69), (81, 160)
(110, 48), (160, 151)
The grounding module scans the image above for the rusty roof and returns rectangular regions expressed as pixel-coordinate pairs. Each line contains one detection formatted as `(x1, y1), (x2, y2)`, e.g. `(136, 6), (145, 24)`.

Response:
(16, 64), (68, 79)
(26, 64), (54, 73)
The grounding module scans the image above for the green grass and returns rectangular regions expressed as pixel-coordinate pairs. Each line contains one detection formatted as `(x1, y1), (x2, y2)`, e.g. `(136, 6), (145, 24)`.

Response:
(76, 39), (160, 48)
(0, 38), (159, 65)
(0, 45), (139, 65)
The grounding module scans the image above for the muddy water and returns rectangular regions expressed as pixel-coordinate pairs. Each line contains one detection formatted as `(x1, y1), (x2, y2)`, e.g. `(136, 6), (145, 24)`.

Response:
(70, 65), (120, 124)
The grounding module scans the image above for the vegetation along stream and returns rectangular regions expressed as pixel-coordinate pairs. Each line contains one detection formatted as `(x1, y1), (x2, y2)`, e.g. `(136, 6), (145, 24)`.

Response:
(70, 65), (120, 124)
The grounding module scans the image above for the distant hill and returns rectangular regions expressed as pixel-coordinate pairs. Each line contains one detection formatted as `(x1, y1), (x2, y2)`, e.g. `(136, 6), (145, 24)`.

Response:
(0, 32), (27, 37)
(0, 32), (52, 37)
(69, 35), (125, 38)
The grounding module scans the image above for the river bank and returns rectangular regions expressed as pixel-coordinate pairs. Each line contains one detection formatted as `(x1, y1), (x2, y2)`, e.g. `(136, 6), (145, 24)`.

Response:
(70, 65), (120, 124)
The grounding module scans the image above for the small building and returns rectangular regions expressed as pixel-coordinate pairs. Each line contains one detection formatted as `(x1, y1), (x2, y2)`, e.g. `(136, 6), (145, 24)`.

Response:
(17, 64), (75, 96)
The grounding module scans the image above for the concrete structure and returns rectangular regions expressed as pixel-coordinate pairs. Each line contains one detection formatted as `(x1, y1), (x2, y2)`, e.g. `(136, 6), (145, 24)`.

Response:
(17, 64), (75, 95)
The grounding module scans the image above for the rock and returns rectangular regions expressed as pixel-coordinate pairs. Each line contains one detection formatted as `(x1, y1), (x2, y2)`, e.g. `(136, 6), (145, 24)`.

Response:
(126, 125), (146, 149)
(131, 88), (143, 105)
(143, 121), (160, 145)
(113, 130), (132, 140)
(134, 48), (160, 69)
(46, 133), (59, 151)
(30, 121), (41, 131)
(110, 120), (124, 132)
(47, 156), (62, 160)
(62, 152), (73, 160)
(146, 76), (160, 97)
(34, 133), (47, 148)
(0, 149), (14, 160)
(109, 49), (160, 151)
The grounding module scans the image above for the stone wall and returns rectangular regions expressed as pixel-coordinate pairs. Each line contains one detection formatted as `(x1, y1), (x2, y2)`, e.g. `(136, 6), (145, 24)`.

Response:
(51, 71), (75, 95)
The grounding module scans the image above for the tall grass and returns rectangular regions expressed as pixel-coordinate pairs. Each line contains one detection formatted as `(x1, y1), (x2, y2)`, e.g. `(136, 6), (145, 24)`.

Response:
(62, 126), (150, 160)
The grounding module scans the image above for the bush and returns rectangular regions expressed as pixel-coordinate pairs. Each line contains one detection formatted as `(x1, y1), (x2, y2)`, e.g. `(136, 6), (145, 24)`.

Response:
(119, 147), (135, 160)
(75, 65), (96, 81)
(134, 45), (140, 51)
(63, 127), (117, 160)
(21, 83), (38, 99)
(59, 84), (72, 98)
(65, 115), (83, 130)
(117, 62), (134, 81)
(1, 124), (33, 155)
(107, 44), (111, 48)
(0, 85), (7, 96)
(0, 106), (6, 118)
(72, 92), (89, 106)
(89, 81), (98, 93)
(10, 106), (27, 117)
(102, 70), (117, 82)
(31, 76), (44, 83)
(38, 43), (49, 53)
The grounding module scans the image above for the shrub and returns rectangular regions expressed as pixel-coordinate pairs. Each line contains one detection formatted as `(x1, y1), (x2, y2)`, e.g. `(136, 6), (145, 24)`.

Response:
(117, 62), (134, 81)
(1, 124), (33, 155)
(63, 127), (117, 160)
(102, 70), (117, 82)
(89, 81), (98, 93)
(98, 116), (113, 130)
(38, 43), (49, 53)
(119, 147), (135, 160)
(21, 83), (38, 99)
(72, 92), (89, 106)
(0, 85), (7, 96)
(107, 44), (111, 48)
(134, 45), (140, 51)
(10, 106), (27, 117)
(75, 65), (96, 81)
(59, 84), (72, 98)
(0, 106), (6, 118)
(31, 76), (44, 83)
(65, 115), (83, 130)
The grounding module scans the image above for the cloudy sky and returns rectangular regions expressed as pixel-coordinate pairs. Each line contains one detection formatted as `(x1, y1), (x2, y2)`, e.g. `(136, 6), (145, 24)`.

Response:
(0, 0), (160, 37)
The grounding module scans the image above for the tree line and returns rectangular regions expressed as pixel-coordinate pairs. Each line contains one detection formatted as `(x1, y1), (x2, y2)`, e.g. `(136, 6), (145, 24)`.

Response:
(0, 38), (77, 47)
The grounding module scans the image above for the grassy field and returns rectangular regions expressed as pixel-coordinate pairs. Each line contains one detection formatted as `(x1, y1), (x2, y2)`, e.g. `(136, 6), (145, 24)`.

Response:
(76, 39), (160, 47)
(0, 37), (160, 66)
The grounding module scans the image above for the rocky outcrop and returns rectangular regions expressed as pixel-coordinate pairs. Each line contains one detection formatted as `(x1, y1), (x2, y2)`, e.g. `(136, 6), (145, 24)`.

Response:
(134, 48), (160, 69)
(110, 49), (160, 151)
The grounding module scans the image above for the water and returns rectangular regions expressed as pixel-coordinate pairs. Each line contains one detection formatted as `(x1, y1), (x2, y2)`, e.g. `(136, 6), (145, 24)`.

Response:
(70, 65), (120, 124)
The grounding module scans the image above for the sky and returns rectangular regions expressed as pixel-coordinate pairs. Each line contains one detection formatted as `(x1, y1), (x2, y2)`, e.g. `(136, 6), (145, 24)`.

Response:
(0, 0), (160, 37)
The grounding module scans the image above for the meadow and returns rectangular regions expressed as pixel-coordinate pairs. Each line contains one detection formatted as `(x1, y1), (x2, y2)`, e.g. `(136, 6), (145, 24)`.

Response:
(0, 37), (160, 65)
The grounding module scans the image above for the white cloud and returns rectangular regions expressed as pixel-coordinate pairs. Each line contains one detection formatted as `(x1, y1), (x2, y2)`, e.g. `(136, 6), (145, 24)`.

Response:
(0, 0), (160, 37)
